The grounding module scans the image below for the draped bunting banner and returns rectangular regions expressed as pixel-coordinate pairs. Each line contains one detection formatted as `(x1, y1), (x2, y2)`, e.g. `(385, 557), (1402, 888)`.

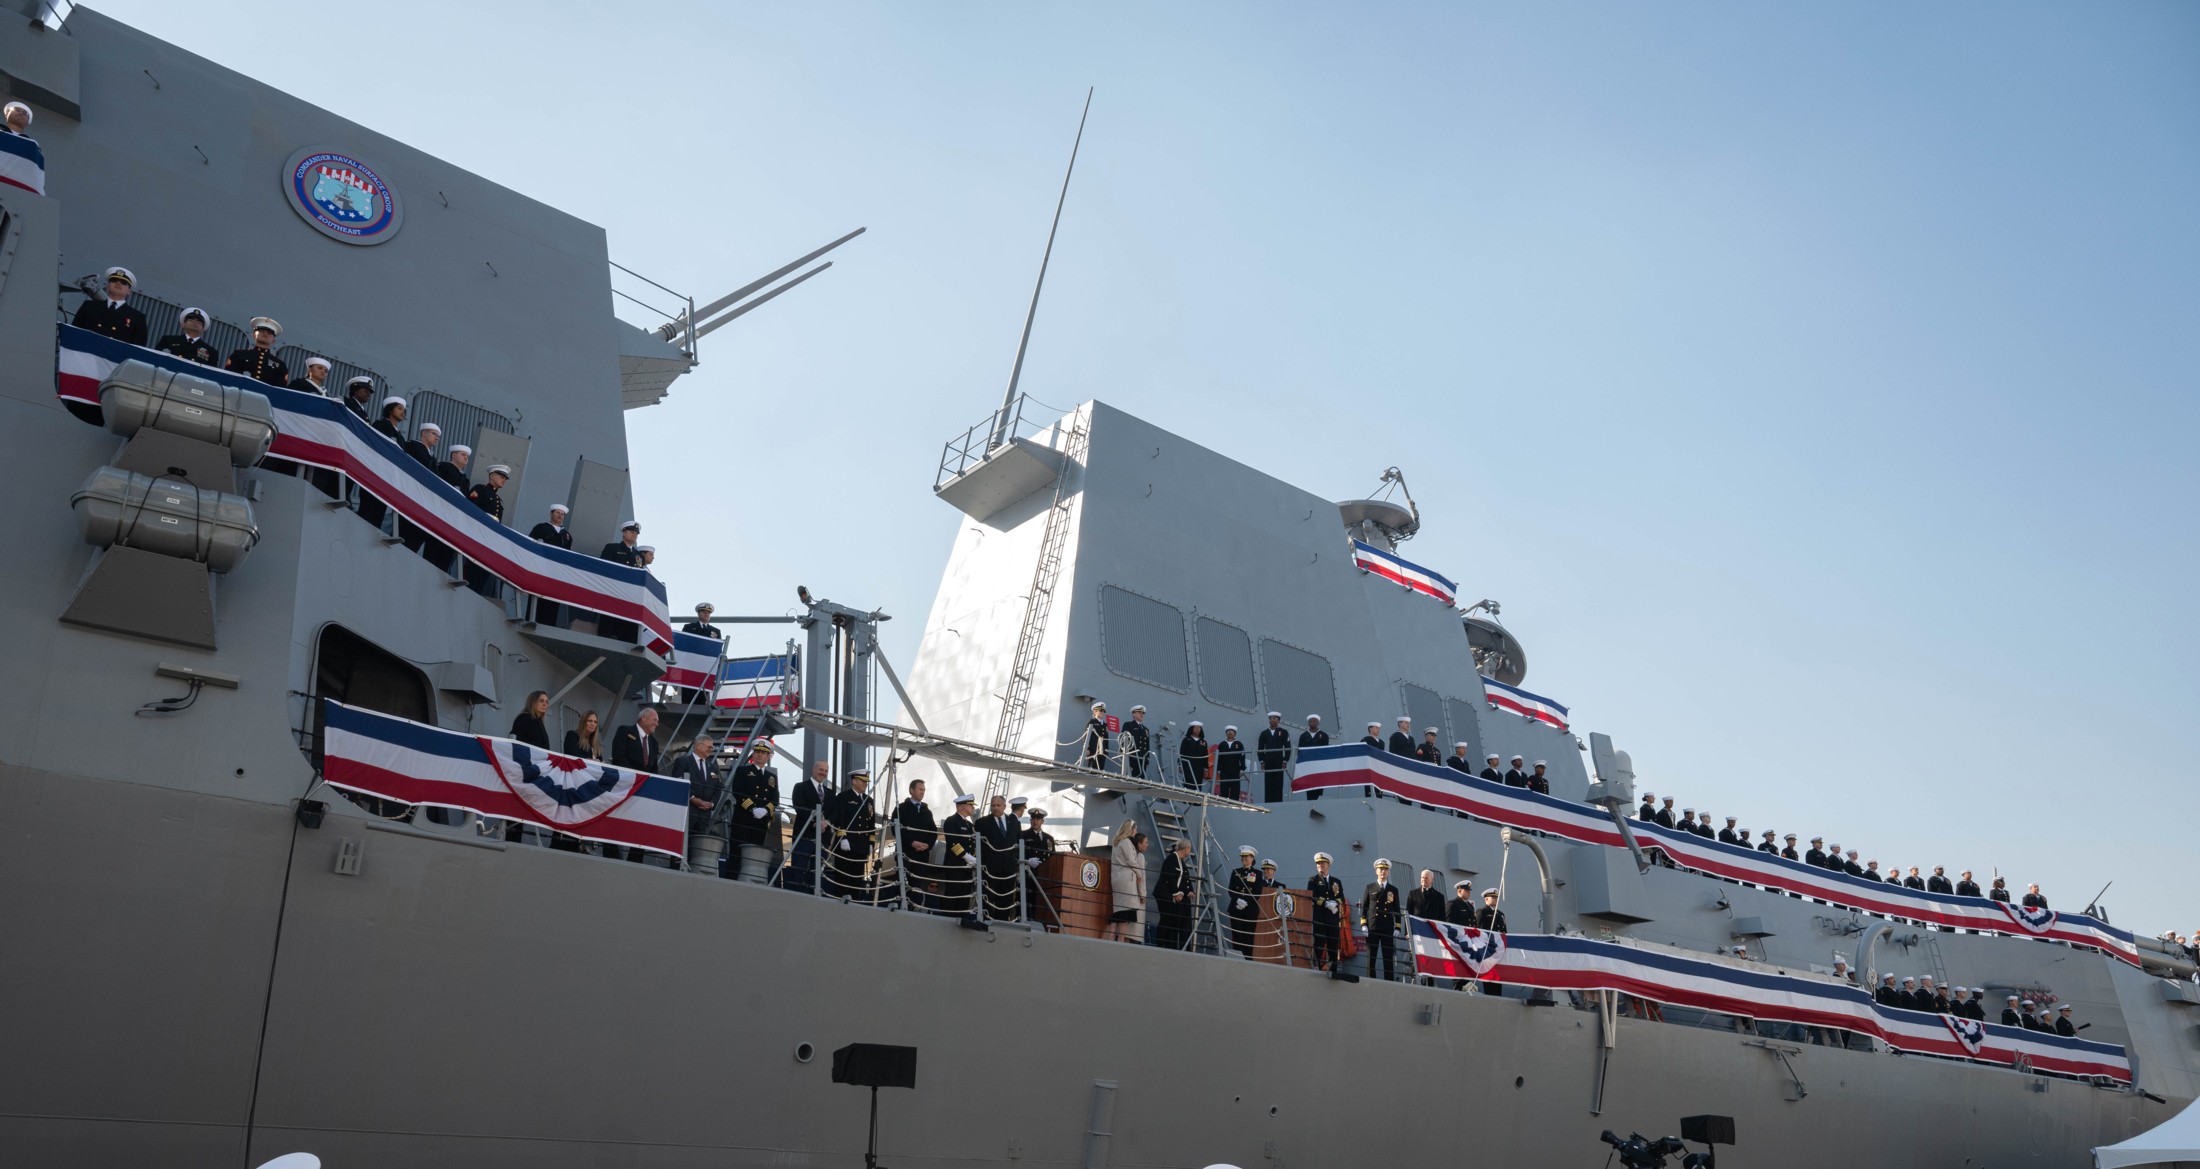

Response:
(55, 325), (674, 655)
(1481, 674), (1570, 731)
(1296, 745), (2140, 966)
(1349, 539), (1458, 606)
(664, 631), (723, 691)
(714, 651), (798, 710)
(320, 699), (688, 857)
(1407, 923), (2132, 1084)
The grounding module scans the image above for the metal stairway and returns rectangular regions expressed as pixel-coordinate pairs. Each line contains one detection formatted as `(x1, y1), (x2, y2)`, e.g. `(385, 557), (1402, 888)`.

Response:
(980, 413), (1089, 806)
(1145, 796), (1228, 955)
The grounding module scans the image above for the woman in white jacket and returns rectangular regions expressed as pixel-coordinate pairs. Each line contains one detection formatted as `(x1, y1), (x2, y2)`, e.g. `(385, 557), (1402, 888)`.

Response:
(1108, 821), (1149, 944)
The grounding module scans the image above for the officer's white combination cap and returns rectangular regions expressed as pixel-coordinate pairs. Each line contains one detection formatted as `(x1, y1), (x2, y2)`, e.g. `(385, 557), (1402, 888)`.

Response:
(103, 265), (136, 285)
(1238, 845), (1257, 855)
(1313, 851), (1332, 863)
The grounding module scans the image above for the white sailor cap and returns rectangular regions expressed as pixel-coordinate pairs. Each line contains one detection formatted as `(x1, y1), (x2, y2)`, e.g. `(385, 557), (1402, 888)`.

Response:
(1238, 845), (1257, 856)
(635, 544), (653, 554)
(2021, 999), (2036, 1006)
(1222, 725), (1237, 734)
(619, 519), (641, 532)
(1266, 711), (1282, 719)
(4, 101), (31, 126)
(1455, 879), (1472, 890)
(1397, 715), (1412, 724)
(2005, 994), (2020, 1001)
(1511, 754), (1524, 762)
(1810, 835), (1823, 842)
(180, 305), (207, 323)
(381, 396), (407, 412)
(102, 265), (136, 286)
(1366, 721), (1381, 730)
(250, 315), (282, 335)
(1304, 713), (1319, 721)
(2058, 1004), (2073, 1012)
(487, 464), (512, 477)
(1486, 752), (1501, 760)
(1188, 720), (1202, 729)
(1881, 973), (1896, 982)
(346, 374), (374, 389)
(1682, 807), (1694, 814)
(1846, 849), (1859, 857)
(417, 421), (441, 435)
(1455, 741), (1470, 748)
(1532, 759), (1546, 767)
(1725, 815), (1738, 823)
(549, 503), (569, 515)
(449, 444), (471, 456)
(1373, 858), (1391, 869)
(304, 355), (331, 371)
(1972, 988), (1985, 995)
(1901, 976), (1916, 984)
(953, 792), (976, 805)
(1009, 795), (1027, 807)
(1313, 851), (1333, 863)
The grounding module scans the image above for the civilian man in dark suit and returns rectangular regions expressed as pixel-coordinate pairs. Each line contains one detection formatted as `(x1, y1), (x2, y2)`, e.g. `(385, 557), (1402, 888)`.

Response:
(73, 266), (148, 345)
(671, 734), (721, 875)
(1156, 839), (1198, 951)
(890, 778), (939, 910)
(977, 794), (1022, 920)
(606, 708), (662, 863)
(1406, 869), (1448, 924)
(782, 760), (831, 893)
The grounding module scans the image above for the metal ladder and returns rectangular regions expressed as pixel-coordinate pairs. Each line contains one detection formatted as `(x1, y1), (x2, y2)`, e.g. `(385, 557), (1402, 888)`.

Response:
(666, 642), (798, 768)
(980, 413), (1088, 805)
(1144, 796), (1227, 954)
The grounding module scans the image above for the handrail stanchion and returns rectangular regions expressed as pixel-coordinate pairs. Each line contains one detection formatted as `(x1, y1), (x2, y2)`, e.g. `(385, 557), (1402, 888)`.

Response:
(1017, 837), (1028, 924)
(976, 831), (987, 920)
(813, 803), (824, 897)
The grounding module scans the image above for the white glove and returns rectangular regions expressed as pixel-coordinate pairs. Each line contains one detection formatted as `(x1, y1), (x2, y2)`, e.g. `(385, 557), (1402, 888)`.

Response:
(1026, 857), (1041, 868)
(836, 840), (850, 852)
(751, 807), (767, 818)
(1326, 899), (1339, 912)
(1234, 898), (1248, 910)
(968, 855), (979, 866)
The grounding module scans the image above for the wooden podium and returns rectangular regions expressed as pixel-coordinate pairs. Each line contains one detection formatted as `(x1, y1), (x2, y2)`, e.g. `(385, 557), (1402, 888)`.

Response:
(1037, 853), (1111, 938)
(1252, 888), (1321, 969)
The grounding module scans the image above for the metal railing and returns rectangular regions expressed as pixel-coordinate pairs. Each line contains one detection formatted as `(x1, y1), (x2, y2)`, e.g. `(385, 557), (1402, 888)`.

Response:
(933, 393), (1051, 488)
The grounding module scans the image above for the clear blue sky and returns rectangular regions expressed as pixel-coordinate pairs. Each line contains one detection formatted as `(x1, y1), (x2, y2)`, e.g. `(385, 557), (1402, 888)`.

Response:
(108, 1), (2199, 934)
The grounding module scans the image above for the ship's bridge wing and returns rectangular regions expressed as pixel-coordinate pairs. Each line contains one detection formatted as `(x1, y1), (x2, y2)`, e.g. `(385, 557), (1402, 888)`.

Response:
(795, 710), (1268, 812)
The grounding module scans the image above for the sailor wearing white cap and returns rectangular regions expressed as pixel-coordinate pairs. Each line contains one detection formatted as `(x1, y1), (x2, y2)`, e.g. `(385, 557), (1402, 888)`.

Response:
(1294, 714), (1329, 800)
(1717, 816), (1741, 845)
(72, 265), (148, 345)
(1177, 721), (1210, 791)
(1503, 755), (1529, 788)
(401, 419), (442, 472)
(371, 396), (407, 444)
(1123, 704), (1152, 779)
(518, 502), (571, 554)
(1448, 741), (1475, 773)
(436, 444), (471, 492)
(1999, 995), (2022, 1026)
(2055, 1004), (2078, 1036)
(224, 316), (290, 386)
(1306, 852), (1346, 970)
(635, 545), (655, 568)
(155, 306), (219, 366)
(331, 374), (372, 421)
(1528, 759), (1550, 793)
(1387, 716), (1416, 759)
(1361, 858), (1403, 980)
(2, 100), (31, 134)
(600, 519), (643, 566)
(1213, 723), (1246, 801)
(1256, 712), (1292, 803)
(1225, 846), (1263, 956)
(290, 355), (333, 396)
(1079, 702), (1112, 771)
(1480, 752), (1503, 783)
(1361, 721), (1384, 748)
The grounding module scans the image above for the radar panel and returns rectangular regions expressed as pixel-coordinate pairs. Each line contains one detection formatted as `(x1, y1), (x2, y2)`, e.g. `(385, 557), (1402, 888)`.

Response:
(1098, 585), (1189, 691)
(1260, 639), (1337, 731)
(1195, 617), (1258, 710)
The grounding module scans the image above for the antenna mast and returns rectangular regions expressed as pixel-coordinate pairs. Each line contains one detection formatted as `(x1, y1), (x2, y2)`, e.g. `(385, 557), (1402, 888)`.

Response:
(988, 87), (1093, 451)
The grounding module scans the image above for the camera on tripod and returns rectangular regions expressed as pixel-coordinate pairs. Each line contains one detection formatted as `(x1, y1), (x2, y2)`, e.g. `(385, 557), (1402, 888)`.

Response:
(1598, 1114), (1734, 1169)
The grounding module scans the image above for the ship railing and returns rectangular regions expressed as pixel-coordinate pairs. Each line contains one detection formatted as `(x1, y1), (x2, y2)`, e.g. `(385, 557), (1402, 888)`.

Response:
(61, 285), (391, 411)
(934, 392), (1051, 489)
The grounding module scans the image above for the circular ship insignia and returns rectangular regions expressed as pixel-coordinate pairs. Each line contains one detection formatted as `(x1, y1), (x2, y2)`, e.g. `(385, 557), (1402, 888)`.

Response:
(281, 147), (403, 244)
(1080, 860), (1100, 890)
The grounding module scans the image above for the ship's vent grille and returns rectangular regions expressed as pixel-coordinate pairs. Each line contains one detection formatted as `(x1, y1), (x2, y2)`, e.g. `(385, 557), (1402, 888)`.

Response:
(410, 390), (516, 456)
(1194, 617), (1257, 711)
(1259, 639), (1337, 731)
(1401, 682), (1446, 744)
(1098, 585), (1188, 692)
(1445, 696), (1484, 760)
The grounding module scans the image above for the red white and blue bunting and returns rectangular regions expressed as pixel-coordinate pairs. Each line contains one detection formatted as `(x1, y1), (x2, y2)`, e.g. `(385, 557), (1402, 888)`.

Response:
(664, 631), (724, 691)
(1481, 674), (1569, 731)
(1296, 745), (2141, 965)
(1349, 540), (1457, 606)
(320, 699), (688, 857)
(1408, 923), (2131, 1084)
(55, 325), (674, 655)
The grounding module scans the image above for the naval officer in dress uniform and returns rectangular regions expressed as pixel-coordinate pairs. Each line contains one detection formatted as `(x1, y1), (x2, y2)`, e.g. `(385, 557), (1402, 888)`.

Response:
(1224, 846), (1263, 956)
(939, 792), (978, 916)
(1361, 859), (1402, 981)
(1123, 705), (1153, 778)
(224, 316), (290, 386)
(342, 374), (376, 420)
(1079, 702), (1111, 771)
(73, 266), (148, 345)
(682, 601), (720, 637)
(1154, 839), (1197, 950)
(155, 306), (218, 366)
(1305, 852), (1346, 971)
(823, 769), (879, 901)
(727, 741), (780, 883)
(1255, 713), (1292, 803)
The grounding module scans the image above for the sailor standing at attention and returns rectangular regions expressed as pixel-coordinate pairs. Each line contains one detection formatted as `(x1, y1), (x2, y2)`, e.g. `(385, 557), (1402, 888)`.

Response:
(1297, 715), (1328, 800)
(290, 355), (333, 395)
(939, 793), (978, 915)
(343, 374), (376, 420)
(1123, 705), (1152, 779)
(1387, 717), (1415, 757)
(1255, 713), (1292, 803)
(1361, 859), (1402, 982)
(1305, 852), (1346, 972)
(1080, 701), (1111, 771)
(1450, 742), (1477, 775)
(1480, 752), (1504, 782)
(1955, 871), (1982, 898)
(529, 504), (573, 548)
(680, 601), (719, 637)
(1177, 722), (1210, 791)
(1719, 817), (1742, 845)
(224, 316), (290, 386)
(1504, 755), (1529, 787)
(1212, 726), (1246, 801)
(402, 421), (441, 470)
(1225, 845), (1262, 956)
(1360, 722), (1385, 751)
(154, 306), (219, 366)
(73, 266), (149, 345)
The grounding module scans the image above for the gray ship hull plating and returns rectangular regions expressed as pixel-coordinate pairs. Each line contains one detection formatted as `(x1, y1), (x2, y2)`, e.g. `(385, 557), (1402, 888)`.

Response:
(0, 8), (2190, 1168)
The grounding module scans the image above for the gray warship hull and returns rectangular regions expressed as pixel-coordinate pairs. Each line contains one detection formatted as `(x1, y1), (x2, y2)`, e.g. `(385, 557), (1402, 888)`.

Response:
(0, 8), (2192, 1168)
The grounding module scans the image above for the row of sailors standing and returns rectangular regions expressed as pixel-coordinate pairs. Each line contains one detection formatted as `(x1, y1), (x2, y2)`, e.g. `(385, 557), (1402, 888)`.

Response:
(1869, 973), (2082, 1035)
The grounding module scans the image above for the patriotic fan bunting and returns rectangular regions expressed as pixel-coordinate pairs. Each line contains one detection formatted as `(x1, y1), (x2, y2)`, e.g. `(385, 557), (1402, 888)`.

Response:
(2000, 902), (2056, 935)
(1406, 923), (2130, 1084)
(1294, 745), (2141, 965)
(481, 739), (645, 827)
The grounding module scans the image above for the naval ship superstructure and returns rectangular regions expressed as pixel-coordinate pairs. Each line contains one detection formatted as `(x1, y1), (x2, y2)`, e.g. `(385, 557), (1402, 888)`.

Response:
(0, 8), (2194, 1168)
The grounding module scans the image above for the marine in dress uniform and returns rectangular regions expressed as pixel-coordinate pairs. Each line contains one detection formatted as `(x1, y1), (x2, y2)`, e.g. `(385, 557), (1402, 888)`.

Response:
(1295, 717), (1328, 799)
(680, 601), (720, 637)
(1756, 831), (1779, 854)
(1255, 714), (1293, 803)
(727, 743), (781, 879)
(1123, 706), (1152, 779)
(939, 794), (979, 915)
(1361, 860), (1402, 981)
(1155, 840), (1197, 950)
(1305, 853), (1345, 971)
(1527, 760), (1550, 794)
(154, 306), (218, 366)
(1212, 727), (1246, 801)
(73, 267), (148, 346)
(1079, 702), (1111, 771)
(224, 317), (289, 386)
(823, 771), (879, 901)
(1224, 847), (1263, 956)
(1177, 723), (1210, 791)
(1415, 730), (1442, 765)
(1805, 837), (1828, 868)
(1780, 834), (1800, 861)
(467, 465), (508, 522)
